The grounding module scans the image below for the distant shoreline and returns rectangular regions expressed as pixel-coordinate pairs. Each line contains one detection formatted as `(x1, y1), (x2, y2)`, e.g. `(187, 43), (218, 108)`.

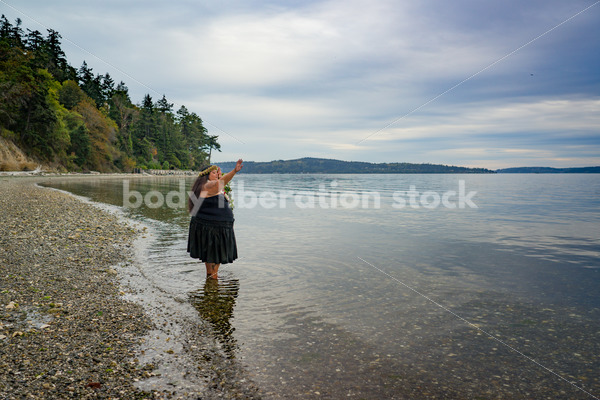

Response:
(495, 166), (600, 173)
(213, 158), (600, 174)
(2, 157), (599, 177)
(214, 158), (495, 174)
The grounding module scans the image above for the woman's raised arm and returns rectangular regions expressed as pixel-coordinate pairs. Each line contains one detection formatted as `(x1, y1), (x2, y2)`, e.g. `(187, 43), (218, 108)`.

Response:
(203, 159), (243, 196)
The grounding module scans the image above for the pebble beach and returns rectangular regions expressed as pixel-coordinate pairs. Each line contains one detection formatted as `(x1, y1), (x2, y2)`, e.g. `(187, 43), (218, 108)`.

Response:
(0, 177), (261, 400)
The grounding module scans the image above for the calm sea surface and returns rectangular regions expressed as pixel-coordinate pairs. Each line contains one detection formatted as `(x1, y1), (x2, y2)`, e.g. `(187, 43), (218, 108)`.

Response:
(43, 174), (600, 399)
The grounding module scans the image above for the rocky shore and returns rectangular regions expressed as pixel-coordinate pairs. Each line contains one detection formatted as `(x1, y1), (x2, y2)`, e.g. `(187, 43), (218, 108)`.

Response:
(0, 177), (261, 399)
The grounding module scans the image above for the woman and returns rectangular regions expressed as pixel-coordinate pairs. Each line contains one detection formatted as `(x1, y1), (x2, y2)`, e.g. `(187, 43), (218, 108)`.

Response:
(187, 159), (243, 279)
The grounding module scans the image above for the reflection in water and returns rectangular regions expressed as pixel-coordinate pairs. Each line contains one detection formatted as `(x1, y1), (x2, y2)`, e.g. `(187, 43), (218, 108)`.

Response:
(190, 277), (240, 359)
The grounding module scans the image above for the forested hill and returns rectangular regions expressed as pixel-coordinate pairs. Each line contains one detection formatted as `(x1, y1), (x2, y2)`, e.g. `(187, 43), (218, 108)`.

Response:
(496, 166), (600, 173)
(0, 16), (219, 172)
(216, 158), (495, 174)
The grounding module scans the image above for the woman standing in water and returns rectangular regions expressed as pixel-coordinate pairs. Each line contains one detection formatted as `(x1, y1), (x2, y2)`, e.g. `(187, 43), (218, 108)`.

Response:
(187, 159), (243, 279)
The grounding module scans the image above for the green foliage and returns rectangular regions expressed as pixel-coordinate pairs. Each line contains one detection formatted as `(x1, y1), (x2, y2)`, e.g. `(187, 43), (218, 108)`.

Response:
(58, 80), (85, 109)
(0, 15), (216, 172)
(69, 124), (91, 167)
(61, 109), (91, 167)
(46, 77), (72, 158)
(146, 160), (161, 170)
(18, 68), (60, 160)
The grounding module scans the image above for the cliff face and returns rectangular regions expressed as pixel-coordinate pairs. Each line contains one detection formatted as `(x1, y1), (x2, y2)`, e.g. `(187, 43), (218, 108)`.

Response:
(0, 137), (40, 171)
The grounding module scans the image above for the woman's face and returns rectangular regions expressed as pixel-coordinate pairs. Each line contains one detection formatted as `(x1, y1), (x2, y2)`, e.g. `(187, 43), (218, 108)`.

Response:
(208, 168), (219, 181)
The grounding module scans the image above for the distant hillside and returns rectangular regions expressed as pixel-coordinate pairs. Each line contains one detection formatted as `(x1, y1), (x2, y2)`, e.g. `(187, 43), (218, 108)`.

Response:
(496, 166), (600, 173)
(216, 158), (495, 174)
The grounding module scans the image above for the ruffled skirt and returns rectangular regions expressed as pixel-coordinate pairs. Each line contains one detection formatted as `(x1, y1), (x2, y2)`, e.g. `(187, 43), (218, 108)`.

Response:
(187, 217), (238, 264)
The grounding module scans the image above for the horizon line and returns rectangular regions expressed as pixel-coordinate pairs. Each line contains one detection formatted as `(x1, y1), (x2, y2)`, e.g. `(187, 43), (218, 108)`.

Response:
(211, 157), (600, 170)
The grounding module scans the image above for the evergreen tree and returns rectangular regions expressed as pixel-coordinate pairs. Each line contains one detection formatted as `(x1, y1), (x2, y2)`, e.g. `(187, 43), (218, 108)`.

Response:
(0, 15), (12, 40)
(132, 94), (156, 162)
(155, 95), (176, 167)
(1, 17), (218, 172)
(43, 29), (74, 81)
(0, 16), (24, 48)
(0, 39), (32, 129)
(24, 29), (44, 51)
(78, 62), (104, 106)
(17, 70), (63, 160)
(108, 82), (134, 156)
(155, 94), (173, 114)
(68, 124), (91, 167)
(176, 106), (209, 168)
(101, 73), (115, 102)
(203, 135), (221, 164)
(78, 61), (93, 84)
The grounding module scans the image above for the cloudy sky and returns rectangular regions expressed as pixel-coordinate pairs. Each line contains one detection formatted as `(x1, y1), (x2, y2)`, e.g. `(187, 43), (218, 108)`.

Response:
(2, 0), (599, 168)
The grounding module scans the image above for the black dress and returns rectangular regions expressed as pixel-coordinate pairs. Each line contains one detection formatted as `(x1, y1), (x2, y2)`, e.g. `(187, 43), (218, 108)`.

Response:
(187, 194), (238, 264)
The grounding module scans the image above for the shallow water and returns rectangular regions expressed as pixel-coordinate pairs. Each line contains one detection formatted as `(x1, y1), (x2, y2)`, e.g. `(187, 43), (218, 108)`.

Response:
(42, 174), (600, 399)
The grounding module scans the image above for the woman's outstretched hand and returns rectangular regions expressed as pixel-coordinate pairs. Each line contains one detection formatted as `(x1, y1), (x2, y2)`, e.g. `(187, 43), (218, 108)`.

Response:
(235, 159), (243, 172)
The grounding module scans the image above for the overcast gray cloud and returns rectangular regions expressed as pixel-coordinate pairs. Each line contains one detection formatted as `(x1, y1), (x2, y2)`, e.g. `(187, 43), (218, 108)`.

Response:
(1, 0), (598, 168)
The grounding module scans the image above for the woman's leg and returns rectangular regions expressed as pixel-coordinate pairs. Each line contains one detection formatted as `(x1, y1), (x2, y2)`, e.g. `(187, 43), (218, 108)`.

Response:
(212, 263), (221, 277)
(205, 263), (221, 279)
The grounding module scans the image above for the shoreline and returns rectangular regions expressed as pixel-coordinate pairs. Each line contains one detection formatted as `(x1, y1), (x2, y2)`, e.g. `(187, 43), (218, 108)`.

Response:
(0, 177), (260, 399)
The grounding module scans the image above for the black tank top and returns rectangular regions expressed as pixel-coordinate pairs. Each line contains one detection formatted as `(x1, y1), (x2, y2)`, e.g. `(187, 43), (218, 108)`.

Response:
(194, 194), (234, 222)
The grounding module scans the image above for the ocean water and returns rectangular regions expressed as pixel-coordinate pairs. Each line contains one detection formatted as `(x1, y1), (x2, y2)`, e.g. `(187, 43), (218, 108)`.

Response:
(42, 174), (600, 399)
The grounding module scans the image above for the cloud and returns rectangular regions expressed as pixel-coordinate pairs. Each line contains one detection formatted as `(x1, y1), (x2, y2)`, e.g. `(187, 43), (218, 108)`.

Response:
(367, 98), (600, 140)
(175, 13), (338, 88)
(349, 97), (600, 167)
(2, 0), (598, 167)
